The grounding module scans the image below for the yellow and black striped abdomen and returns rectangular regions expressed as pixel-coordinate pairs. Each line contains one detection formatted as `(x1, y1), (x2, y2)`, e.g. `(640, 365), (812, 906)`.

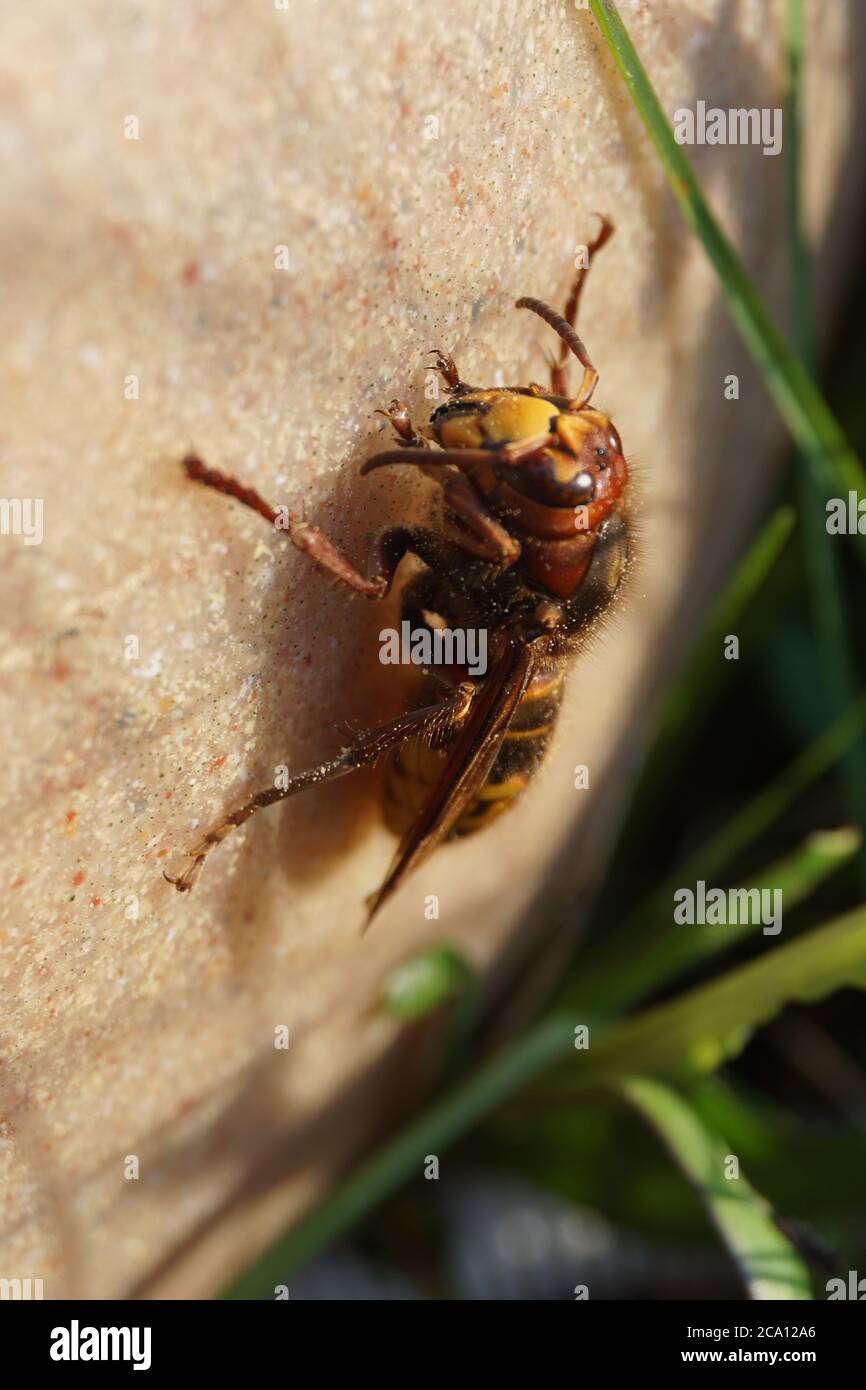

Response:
(383, 662), (564, 839)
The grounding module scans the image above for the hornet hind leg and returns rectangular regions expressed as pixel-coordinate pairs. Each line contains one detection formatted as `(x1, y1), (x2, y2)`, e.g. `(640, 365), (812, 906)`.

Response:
(165, 681), (476, 893)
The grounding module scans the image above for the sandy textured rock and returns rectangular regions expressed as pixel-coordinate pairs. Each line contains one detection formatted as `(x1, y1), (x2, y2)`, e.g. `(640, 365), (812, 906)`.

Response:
(0, 0), (864, 1297)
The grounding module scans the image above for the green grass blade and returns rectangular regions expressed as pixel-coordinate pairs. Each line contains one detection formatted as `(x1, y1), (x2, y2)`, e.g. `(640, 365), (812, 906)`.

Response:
(219, 1014), (575, 1297)
(572, 690), (866, 1008)
(785, 0), (866, 887)
(629, 506), (794, 811)
(785, 0), (812, 367)
(587, 0), (866, 564)
(575, 827), (860, 1016)
(619, 1077), (811, 1298)
(561, 902), (866, 1088)
(223, 892), (866, 1297)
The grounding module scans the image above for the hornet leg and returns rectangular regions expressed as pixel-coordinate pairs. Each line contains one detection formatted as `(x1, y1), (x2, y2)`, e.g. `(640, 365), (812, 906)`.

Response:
(181, 453), (447, 598)
(165, 681), (477, 893)
(550, 214), (614, 397)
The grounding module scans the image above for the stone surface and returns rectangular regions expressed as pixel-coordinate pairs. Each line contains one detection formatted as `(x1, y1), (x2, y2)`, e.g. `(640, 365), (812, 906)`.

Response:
(1, 0), (863, 1297)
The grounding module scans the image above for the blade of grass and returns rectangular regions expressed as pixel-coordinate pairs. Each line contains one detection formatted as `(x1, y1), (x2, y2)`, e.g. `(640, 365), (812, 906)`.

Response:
(619, 1077), (811, 1299)
(558, 901), (866, 1088)
(785, 0), (866, 888)
(570, 690), (866, 1008)
(574, 826), (860, 1016)
(222, 890), (866, 1297)
(500, 504), (798, 1028)
(586, 0), (866, 564)
(488, 1072), (866, 1226)
(219, 1013), (576, 1297)
(685, 1073), (866, 1206)
(627, 506), (795, 819)
(785, 0), (811, 368)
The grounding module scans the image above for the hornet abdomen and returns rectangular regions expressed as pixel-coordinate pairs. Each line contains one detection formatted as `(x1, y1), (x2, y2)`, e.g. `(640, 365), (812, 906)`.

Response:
(383, 657), (564, 839)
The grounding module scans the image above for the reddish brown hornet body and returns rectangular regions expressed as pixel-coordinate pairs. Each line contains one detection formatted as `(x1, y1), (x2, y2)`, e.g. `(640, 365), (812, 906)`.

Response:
(166, 216), (631, 925)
